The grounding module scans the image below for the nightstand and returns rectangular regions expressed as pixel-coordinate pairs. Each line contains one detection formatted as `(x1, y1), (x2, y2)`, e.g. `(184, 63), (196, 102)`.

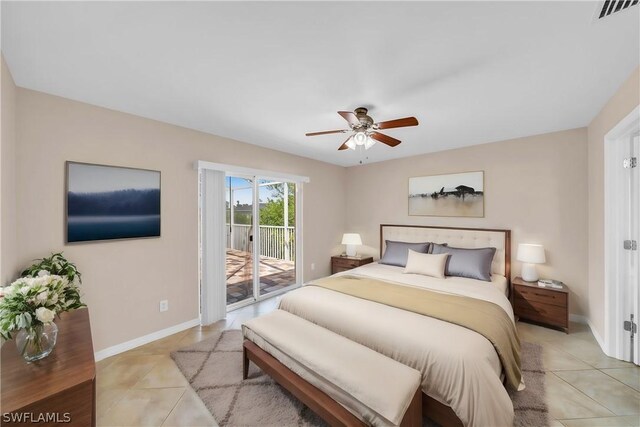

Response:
(512, 277), (569, 333)
(331, 256), (373, 274)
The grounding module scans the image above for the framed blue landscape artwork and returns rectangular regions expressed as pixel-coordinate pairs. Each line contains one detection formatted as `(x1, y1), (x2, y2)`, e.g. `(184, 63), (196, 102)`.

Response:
(66, 162), (161, 243)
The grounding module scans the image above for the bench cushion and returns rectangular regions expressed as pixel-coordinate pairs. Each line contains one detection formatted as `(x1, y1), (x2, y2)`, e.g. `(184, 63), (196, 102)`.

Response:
(242, 309), (421, 426)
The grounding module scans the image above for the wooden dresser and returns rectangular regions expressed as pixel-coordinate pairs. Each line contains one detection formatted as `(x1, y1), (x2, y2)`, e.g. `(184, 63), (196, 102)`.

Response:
(331, 255), (374, 274)
(512, 277), (569, 333)
(1, 308), (96, 426)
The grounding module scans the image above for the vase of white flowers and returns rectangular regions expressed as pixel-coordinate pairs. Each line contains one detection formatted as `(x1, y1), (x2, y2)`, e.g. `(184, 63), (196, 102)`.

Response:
(0, 254), (84, 362)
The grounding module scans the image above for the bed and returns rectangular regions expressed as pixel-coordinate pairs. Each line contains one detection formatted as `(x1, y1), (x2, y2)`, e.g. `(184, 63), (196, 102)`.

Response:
(247, 225), (517, 427)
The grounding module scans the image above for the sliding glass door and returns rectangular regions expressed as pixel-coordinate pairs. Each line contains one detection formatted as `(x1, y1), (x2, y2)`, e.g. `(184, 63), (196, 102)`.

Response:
(225, 175), (299, 309)
(225, 176), (255, 305)
(258, 180), (297, 297)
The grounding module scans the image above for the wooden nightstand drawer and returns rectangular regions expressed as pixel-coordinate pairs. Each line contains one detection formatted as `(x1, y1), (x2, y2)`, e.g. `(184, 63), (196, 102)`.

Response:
(333, 258), (361, 269)
(331, 256), (373, 274)
(514, 297), (568, 328)
(514, 285), (567, 307)
(511, 276), (569, 333)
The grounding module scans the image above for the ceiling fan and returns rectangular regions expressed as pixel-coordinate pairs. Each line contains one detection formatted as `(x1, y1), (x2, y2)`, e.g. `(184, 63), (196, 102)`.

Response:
(306, 107), (419, 151)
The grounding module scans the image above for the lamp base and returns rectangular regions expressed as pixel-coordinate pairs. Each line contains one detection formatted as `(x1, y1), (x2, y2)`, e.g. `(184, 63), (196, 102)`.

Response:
(345, 245), (357, 257)
(521, 263), (539, 282)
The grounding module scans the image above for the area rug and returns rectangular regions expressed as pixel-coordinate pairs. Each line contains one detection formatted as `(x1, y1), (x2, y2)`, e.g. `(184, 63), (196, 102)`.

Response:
(171, 330), (548, 427)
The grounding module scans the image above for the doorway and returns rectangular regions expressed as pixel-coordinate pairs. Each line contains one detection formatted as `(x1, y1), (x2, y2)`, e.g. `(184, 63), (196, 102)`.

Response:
(198, 161), (307, 325)
(604, 106), (640, 365)
(225, 176), (298, 309)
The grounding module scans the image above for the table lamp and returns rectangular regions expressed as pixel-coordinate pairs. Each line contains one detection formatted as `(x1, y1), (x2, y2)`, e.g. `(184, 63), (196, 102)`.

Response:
(517, 243), (546, 282)
(341, 233), (362, 257)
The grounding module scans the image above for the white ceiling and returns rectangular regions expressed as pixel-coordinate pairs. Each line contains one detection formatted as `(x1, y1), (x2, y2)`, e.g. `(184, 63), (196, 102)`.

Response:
(2, 1), (638, 167)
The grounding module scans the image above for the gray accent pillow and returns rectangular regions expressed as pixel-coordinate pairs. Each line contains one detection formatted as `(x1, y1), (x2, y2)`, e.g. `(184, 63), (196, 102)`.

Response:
(431, 244), (496, 282)
(380, 240), (431, 267)
(428, 242), (447, 254)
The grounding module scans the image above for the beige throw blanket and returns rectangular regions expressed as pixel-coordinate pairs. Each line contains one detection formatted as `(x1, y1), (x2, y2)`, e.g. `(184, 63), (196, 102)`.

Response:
(311, 274), (522, 390)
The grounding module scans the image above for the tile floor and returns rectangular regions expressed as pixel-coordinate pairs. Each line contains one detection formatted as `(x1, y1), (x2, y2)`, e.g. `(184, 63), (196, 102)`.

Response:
(97, 296), (640, 427)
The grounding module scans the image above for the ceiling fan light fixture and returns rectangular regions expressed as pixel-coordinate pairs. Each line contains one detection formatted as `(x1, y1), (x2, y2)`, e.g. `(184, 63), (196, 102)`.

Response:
(364, 136), (376, 150)
(353, 131), (367, 146)
(345, 136), (356, 150)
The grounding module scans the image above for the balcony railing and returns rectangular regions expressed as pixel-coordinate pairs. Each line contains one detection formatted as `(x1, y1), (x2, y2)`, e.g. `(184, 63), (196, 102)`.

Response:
(226, 224), (296, 261)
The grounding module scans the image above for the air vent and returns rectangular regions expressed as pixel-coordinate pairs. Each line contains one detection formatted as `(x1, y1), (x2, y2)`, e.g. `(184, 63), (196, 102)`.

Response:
(596, 0), (638, 20)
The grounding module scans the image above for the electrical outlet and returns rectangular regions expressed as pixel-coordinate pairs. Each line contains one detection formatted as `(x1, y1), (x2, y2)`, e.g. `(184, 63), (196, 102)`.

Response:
(159, 300), (169, 312)
(311, 263), (315, 271)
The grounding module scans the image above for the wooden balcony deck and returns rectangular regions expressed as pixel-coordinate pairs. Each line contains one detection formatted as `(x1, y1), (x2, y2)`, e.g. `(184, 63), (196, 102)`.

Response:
(226, 249), (295, 305)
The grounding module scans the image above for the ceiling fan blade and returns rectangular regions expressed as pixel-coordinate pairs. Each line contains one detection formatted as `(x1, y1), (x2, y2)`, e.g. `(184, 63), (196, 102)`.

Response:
(371, 131), (401, 147)
(338, 136), (352, 151)
(305, 129), (348, 137)
(375, 117), (419, 130)
(338, 111), (360, 126)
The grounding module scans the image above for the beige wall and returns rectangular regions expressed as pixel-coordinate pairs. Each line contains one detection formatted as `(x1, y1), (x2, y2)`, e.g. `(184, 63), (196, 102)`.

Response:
(345, 128), (589, 317)
(587, 67), (640, 337)
(14, 88), (346, 352)
(1, 56), (17, 286)
(7, 64), (637, 353)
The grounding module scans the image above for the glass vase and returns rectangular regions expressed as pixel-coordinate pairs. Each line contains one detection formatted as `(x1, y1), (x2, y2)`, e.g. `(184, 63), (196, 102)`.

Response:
(15, 322), (58, 362)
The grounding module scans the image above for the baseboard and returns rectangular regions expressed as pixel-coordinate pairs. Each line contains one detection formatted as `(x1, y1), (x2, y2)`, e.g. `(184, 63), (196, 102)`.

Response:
(569, 313), (606, 351)
(94, 318), (200, 361)
(569, 313), (587, 324)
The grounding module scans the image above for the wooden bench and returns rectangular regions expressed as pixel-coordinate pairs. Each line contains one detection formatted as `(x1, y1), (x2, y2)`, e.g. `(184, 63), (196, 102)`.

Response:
(242, 309), (422, 427)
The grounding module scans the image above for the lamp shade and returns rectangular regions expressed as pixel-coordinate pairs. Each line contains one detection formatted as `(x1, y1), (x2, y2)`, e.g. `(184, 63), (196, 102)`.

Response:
(517, 244), (546, 264)
(341, 233), (362, 245)
(345, 136), (356, 150)
(353, 132), (367, 146)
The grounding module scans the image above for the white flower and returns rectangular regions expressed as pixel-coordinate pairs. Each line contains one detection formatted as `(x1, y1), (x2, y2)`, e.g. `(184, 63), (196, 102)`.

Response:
(35, 291), (49, 305)
(37, 270), (50, 277)
(35, 307), (55, 324)
(1, 285), (15, 296)
(21, 277), (38, 288)
(35, 276), (49, 285)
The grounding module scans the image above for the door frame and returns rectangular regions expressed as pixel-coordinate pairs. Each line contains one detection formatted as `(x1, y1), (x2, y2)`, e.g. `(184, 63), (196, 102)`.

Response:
(604, 105), (640, 363)
(197, 161), (309, 319)
(225, 173), (258, 312)
(226, 176), (304, 312)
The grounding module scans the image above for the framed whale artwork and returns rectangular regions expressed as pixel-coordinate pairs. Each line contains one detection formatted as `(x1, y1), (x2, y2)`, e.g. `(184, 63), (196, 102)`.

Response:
(408, 171), (484, 217)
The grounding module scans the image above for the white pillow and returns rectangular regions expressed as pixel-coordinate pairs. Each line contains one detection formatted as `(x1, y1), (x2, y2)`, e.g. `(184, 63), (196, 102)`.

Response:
(403, 249), (449, 279)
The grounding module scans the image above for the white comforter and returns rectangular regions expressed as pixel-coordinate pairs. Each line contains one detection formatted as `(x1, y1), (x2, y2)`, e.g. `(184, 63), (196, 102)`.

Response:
(278, 262), (517, 427)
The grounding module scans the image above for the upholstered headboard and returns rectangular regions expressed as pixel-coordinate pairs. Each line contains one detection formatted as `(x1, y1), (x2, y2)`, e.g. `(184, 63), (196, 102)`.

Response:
(380, 224), (511, 278)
